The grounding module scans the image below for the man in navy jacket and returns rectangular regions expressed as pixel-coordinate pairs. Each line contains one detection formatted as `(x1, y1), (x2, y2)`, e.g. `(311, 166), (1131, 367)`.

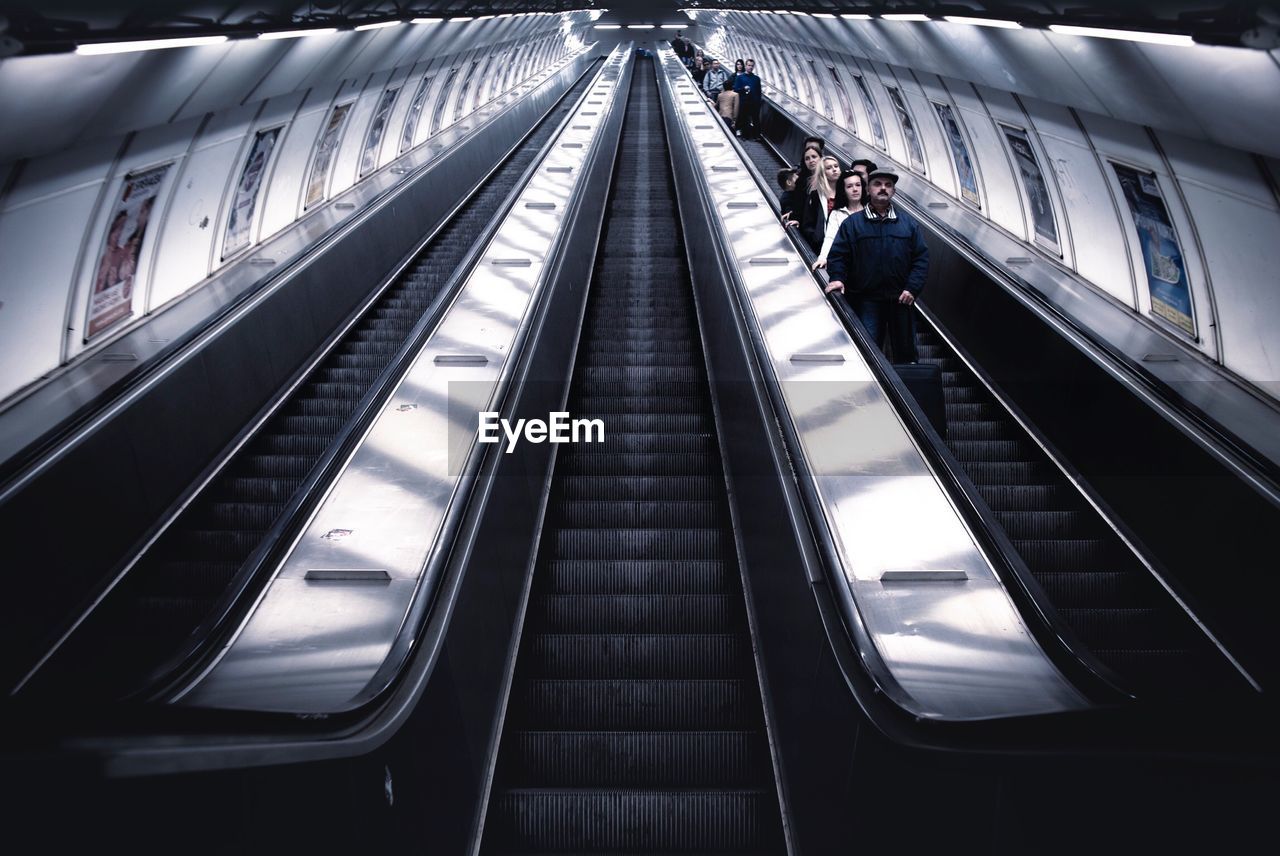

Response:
(732, 58), (762, 139)
(824, 167), (928, 362)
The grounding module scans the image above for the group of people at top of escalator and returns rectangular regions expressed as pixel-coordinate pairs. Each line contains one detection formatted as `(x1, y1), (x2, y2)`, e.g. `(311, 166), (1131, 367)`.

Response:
(671, 35), (928, 365)
(671, 32), (763, 141)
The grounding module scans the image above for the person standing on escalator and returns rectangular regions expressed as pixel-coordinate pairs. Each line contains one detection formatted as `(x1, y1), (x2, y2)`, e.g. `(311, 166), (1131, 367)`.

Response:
(822, 168), (928, 363)
(733, 58), (762, 139)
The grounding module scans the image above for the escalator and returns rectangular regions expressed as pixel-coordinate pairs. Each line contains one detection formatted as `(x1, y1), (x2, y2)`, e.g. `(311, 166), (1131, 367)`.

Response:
(481, 59), (786, 854)
(23, 65), (603, 701)
(735, 134), (1238, 696)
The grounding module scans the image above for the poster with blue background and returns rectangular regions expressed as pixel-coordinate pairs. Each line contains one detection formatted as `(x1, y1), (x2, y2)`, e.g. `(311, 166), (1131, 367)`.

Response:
(1112, 163), (1194, 336)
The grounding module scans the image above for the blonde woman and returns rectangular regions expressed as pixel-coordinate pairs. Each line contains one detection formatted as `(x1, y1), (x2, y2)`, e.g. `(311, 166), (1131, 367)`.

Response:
(814, 170), (867, 270)
(799, 152), (841, 253)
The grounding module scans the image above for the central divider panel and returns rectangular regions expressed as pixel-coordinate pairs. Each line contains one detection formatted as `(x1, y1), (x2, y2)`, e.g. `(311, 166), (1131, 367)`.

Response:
(481, 57), (786, 855)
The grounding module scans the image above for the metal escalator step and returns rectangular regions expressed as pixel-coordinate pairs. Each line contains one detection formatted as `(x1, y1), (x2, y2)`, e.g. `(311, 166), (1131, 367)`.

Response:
(944, 402), (1002, 421)
(1054, 607), (1186, 650)
(141, 561), (240, 598)
(963, 461), (1054, 484)
(946, 419), (1019, 441)
(168, 529), (264, 561)
(204, 501), (286, 531)
(528, 594), (742, 634)
(976, 484), (1075, 511)
(1012, 538), (1123, 571)
(942, 385), (984, 404)
(576, 380), (705, 398)
(590, 433), (714, 455)
(572, 396), (706, 414)
(560, 452), (717, 477)
(517, 679), (761, 730)
(1034, 571), (1151, 607)
(543, 560), (730, 595)
(252, 433), (332, 457)
(235, 454), (318, 479)
(286, 397), (358, 418)
(507, 731), (769, 788)
(274, 415), (347, 436)
(212, 476), (302, 502)
(570, 413), (711, 433)
(578, 366), (702, 382)
(527, 633), (748, 678)
(488, 789), (782, 853)
(559, 476), (719, 502)
(993, 510), (1094, 539)
(553, 528), (732, 560)
(554, 499), (724, 528)
(946, 439), (1035, 463)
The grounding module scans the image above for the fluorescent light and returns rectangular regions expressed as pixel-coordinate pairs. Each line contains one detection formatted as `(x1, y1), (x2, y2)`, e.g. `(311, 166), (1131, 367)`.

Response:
(944, 16), (1022, 29)
(355, 20), (400, 31)
(449, 16), (474, 23)
(813, 13), (836, 18)
(627, 24), (655, 30)
(259, 27), (338, 40)
(1048, 23), (1194, 46)
(410, 17), (441, 24)
(595, 24), (621, 29)
(841, 14), (873, 20)
(75, 34), (228, 54)
(660, 24), (685, 29)
(882, 14), (931, 22)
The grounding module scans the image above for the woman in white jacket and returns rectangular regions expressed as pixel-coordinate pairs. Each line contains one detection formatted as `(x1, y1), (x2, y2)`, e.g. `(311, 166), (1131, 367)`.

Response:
(813, 170), (867, 270)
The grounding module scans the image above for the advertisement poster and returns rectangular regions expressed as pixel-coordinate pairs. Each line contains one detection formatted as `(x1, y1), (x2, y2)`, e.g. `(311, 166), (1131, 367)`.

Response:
(828, 66), (855, 129)
(853, 74), (886, 149)
(809, 61), (834, 118)
(1003, 126), (1058, 247)
(934, 102), (980, 206)
(429, 67), (460, 136)
(452, 61), (481, 125)
(886, 86), (926, 175)
(1113, 162), (1194, 336)
(223, 127), (279, 258)
(400, 75), (434, 154)
(304, 101), (352, 210)
(87, 163), (170, 339)
(361, 87), (400, 177)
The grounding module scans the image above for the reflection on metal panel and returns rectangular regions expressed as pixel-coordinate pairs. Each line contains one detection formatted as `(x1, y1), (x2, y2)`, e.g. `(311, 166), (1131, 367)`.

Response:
(304, 101), (352, 210)
(657, 49), (1088, 721)
(808, 60), (833, 120)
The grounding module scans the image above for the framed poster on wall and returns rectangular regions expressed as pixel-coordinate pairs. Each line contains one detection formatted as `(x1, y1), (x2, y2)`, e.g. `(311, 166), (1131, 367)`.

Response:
(1112, 162), (1195, 337)
(933, 102), (980, 207)
(360, 87), (400, 178)
(1002, 125), (1058, 250)
(223, 127), (280, 259)
(86, 163), (171, 339)
(885, 86), (926, 175)
(304, 102), (352, 210)
(852, 74), (886, 150)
